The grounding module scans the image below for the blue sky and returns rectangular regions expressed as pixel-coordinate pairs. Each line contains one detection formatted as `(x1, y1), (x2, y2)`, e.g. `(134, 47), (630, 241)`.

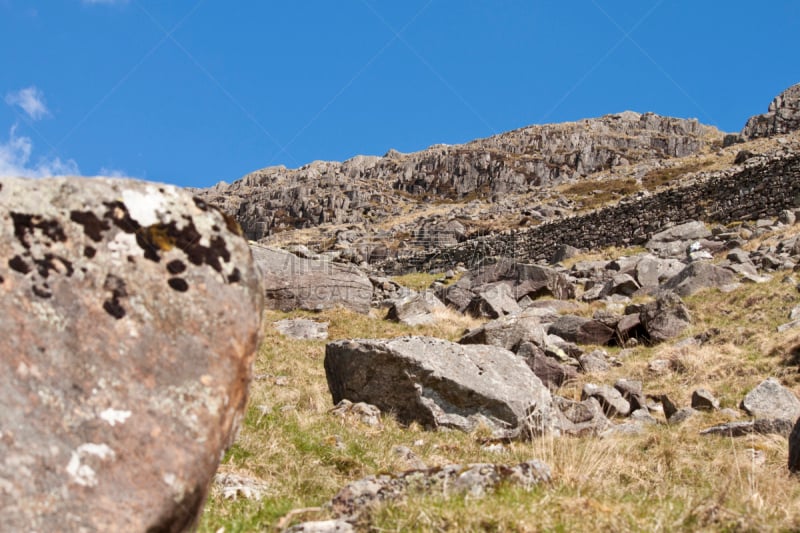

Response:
(0, 1), (798, 188)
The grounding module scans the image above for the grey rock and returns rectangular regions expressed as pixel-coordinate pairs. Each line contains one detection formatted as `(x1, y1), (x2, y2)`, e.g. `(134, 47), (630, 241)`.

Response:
(740, 378), (800, 421)
(521, 345), (579, 390)
(582, 383), (631, 417)
(331, 400), (382, 427)
(668, 407), (697, 425)
(701, 419), (793, 438)
(386, 291), (446, 326)
(466, 282), (521, 318)
(286, 520), (355, 533)
(579, 350), (610, 373)
(214, 472), (269, 501)
(790, 417), (800, 473)
(0, 177), (263, 532)
(324, 337), (557, 438)
(646, 220), (711, 248)
(691, 388), (720, 411)
(329, 460), (551, 520)
(648, 359), (673, 374)
(252, 246), (372, 313)
(549, 315), (615, 346)
(275, 318), (329, 340)
(639, 291), (691, 343)
(742, 83), (800, 139)
(662, 261), (740, 297)
(458, 310), (547, 352)
(635, 256), (686, 287)
(630, 409), (659, 425)
(777, 319), (800, 333)
(553, 396), (611, 436)
(660, 394), (679, 420)
(614, 379), (646, 412)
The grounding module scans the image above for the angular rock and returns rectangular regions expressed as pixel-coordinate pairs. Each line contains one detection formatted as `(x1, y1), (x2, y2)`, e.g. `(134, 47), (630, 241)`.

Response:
(286, 520), (355, 533)
(582, 383), (630, 417)
(635, 256), (685, 288)
(646, 221), (711, 252)
(742, 83), (800, 139)
(552, 396), (611, 436)
(466, 282), (521, 318)
(548, 315), (615, 346)
(639, 291), (691, 343)
(324, 337), (557, 437)
(386, 291), (446, 326)
(579, 350), (610, 373)
(458, 310), (547, 352)
(614, 379), (646, 412)
(691, 388), (720, 411)
(274, 318), (329, 340)
(662, 262), (740, 297)
(252, 246), (372, 313)
(0, 177), (263, 532)
(519, 344), (578, 390)
(668, 407), (697, 425)
(740, 378), (800, 421)
(701, 419), (793, 438)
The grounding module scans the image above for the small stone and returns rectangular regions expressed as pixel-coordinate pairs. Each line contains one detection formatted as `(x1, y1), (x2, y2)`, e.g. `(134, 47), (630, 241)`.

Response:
(579, 350), (610, 373)
(668, 407), (697, 425)
(691, 388), (720, 411)
(648, 359), (672, 375)
(740, 378), (800, 421)
(582, 383), (630, 417)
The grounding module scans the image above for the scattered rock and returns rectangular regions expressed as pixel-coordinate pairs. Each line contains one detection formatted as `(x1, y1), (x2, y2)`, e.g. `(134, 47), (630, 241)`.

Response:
(740, 378), (800, 421)
(691, 389), (720, 411)
(466, 282), (521, 318)
(668, 408), (697, 425)
(662, 262), (740, 297)
(549, 315), (615, 346)
(275, 318), (330, 340)
(648, 359), (673, 375)
(639, 291), (691, 342)
(521, 346), (579, 390)
(579, 350), (611, 373)
(700, 419), (793, 438)
(286, 520), (355, 533)
(331, 400), (382, 427)
(214, 472), (269, 501)
(252, 246), (372, 313)
(742, 83), (800, 139)
(614, 379), (646, 412)
(582, 384), (630, 417)
(458, 310), (547, 352)
(329, 460), (551, 521)
(553, 396), (611, 436)
(324, 337), (557, 438)
(0, 177), (263, 532)
(386, 291), (446, 326)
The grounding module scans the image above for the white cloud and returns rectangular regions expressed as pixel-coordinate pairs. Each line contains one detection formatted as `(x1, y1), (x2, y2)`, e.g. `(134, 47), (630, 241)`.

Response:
(5, 86), (50, 121)
(0, 125), (80, 178)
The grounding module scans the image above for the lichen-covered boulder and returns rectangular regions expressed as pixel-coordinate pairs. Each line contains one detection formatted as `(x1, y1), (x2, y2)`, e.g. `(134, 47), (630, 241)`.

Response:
(0, 177), (263, 532)
(324, 337), (557, 438)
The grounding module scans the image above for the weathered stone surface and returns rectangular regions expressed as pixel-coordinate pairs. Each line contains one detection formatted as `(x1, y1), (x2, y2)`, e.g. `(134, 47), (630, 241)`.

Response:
(740, 378), (800, 421)
(553, 396), (611, 436)
(639, 291), (691, 343)
(386, 290), (445, 326)
(324, 337), (557, 437)
(329, 460), (551, 521)
(691, 388), (720, 411)
(251, 245), (372, 314)
(742, 83), (800, 139)
(548, 315), (615, 346)
(519, 344), (578, 390)
(579, 350), (610, 373)
(466, 282), (521, 318)
(458, 310), (547, 352)
(582, 383), (630, 417)
(662, 262), (739, 297)
(0, 177), (263, 532)
(645, 221), (711, 253)
(274, 318), (329, 340)
(701, 419), (793, 438)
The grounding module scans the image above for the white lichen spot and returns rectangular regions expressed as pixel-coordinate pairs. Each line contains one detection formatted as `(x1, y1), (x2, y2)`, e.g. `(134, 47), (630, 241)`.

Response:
(121, 187), (170, 227)
(100, 408), (132, 427)
(66, 443), (116, 487)
(163, 472), (187, 502)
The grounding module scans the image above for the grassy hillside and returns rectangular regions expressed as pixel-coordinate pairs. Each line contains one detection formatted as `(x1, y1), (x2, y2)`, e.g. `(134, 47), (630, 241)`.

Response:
(199, 259), (800, 531)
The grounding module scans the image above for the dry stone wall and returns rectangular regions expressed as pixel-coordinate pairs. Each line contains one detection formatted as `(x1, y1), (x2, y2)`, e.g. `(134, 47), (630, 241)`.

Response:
(384, 152), (800, 273)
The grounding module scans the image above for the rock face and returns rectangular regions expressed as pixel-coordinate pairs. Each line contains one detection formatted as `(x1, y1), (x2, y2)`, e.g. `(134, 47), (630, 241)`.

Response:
(742, 83), (800, 139)
(0, 177), (263, 532)
(251, 245), (372, 314)
(324, 337), (557, 437)
(197, 112), (715, 241)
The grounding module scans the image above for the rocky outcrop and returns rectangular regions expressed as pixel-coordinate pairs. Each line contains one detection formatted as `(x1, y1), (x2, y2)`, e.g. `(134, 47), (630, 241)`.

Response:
(742, 83), (800, 140)
(324, 337), (557, 438)
(0, 177), (263, 532)
(197, 112), (717, 240)
(252, 245), (372, 314)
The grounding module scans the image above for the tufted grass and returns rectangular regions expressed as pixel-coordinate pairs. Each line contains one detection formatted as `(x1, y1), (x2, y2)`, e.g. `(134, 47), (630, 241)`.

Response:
(199, 267), (800, 532)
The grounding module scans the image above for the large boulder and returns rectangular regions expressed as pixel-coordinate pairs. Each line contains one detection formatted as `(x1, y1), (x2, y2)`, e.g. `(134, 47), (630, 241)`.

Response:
(638, 291), (692, 343)
(548, 315), (615, 346)
(741, 378), (800, 421)
(0, 177), (263, 531)
(324, 337), (557, 438)
(251, 246), (372, 314)
(661, 261), (739, 297)
(386, 290), (446, 326)
(742, 83), (800, 139)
